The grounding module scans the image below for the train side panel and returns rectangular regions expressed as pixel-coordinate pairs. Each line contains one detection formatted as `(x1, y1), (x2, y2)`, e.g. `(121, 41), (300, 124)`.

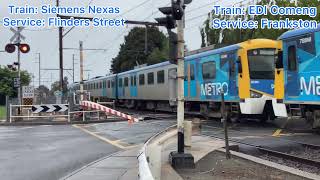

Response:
(282, 31), (320, 103)
(184, 51), (239, 102)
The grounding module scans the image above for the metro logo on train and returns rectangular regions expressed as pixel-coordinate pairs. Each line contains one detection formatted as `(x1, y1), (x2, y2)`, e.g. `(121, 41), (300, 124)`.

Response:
(200, 82), (228, 96)
(300, 76), (320, 96)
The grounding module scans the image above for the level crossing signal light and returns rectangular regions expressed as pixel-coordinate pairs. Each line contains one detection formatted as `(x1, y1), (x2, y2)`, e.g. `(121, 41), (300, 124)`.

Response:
(7, 64), (17, 71)
(5, 43), (30, 54)
(156, 0), (191, 64)
(19, 44), (30, 53)
(168, 30), (178, 64)
(5, 44), (16, 53)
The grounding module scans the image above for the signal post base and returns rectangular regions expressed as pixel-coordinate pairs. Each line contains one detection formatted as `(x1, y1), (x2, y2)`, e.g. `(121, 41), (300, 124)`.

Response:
(169, 151), (195, 169)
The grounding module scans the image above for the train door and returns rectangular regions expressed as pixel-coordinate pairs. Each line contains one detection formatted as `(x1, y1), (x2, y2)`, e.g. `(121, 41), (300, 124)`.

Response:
(102, 80), (107, 97)
(124, 77), (129, 97)
(130, 74), (137, 98)
(189, 62), (197, 98)
(118, 77), (124, 98)
(285, 41), (300, 97)
(114, 75), (118, 99)
(228, 53), (238, 97)
(184, 62), (197, 99)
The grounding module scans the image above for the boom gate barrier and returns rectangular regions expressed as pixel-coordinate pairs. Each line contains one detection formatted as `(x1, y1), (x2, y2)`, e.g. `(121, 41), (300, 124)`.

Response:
(80, 101), (140, 123)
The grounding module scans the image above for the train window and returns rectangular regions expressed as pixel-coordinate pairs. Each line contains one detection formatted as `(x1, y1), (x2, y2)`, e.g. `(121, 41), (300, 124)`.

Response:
(131, 76), (134, 86)
(202, 62), (216, 79)
(111, 80), (115, 88)
(124, 77), (129, 87)
(230, 60), (236, 77)
(131, 76), (137, 86)
(107, 80), (111, 88)
(99, 82), (102, 89)
(190, 64), (195, 80)
(148, 72), (154, 85)
(288, 45), (297, 71)
(119, 78), (123, 87)
(139, 74), (145, 85)
(157, 70), (165, 84)
(248, 48), (275, 79)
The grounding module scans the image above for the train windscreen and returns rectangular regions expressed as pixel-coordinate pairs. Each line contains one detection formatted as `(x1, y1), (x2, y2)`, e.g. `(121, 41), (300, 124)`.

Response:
(247, 48), (276, 79)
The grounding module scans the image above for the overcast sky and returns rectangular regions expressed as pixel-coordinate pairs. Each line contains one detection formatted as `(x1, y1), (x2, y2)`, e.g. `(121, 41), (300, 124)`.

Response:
(0, 0), (240, 88)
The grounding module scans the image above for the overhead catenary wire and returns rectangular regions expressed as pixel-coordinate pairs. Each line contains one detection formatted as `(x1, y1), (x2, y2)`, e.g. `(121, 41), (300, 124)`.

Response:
(185, 0), (251, 30)
(82, 0), (151, 43)
(86, 0), (249, 75)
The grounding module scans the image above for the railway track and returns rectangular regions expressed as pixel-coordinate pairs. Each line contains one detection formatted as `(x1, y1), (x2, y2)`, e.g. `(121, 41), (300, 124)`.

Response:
(92, 106), (320, 173)
(201, 125), (320, 175)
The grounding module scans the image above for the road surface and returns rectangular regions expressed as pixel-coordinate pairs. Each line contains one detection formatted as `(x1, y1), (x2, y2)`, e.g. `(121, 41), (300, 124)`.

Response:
(0, 120), (175, 180)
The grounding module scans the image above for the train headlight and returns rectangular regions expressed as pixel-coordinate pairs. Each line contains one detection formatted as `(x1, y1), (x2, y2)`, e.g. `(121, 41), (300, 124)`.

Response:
(250, 90), (263, 98)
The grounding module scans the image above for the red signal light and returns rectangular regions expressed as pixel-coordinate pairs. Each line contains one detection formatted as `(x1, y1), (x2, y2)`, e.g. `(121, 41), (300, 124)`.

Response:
(19, 44), (30, 53)
(5, 44), (16, 53)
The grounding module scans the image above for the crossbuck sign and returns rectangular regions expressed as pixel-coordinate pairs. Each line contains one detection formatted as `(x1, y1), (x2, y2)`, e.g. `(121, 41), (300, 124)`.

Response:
(10, 27), (25, 43)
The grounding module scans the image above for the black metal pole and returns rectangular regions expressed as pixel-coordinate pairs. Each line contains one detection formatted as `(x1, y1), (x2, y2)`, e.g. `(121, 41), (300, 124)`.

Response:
(178, 130), (184, 153)
(221, 90), (231, 159)
(57, 0), (64, 91)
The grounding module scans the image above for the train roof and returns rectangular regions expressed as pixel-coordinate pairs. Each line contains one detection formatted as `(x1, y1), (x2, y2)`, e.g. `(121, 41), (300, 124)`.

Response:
(117, 61), (172, 76)
(185, 44), (240, 61)
(278, 24), (320, 40)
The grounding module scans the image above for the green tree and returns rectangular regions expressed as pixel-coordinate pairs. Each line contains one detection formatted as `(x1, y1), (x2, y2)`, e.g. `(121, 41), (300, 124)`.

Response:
(0, 66), (31, 97)
(36, 85), (50, 96)
(50, 76), (69, 95)
(111, 27), (169, 73)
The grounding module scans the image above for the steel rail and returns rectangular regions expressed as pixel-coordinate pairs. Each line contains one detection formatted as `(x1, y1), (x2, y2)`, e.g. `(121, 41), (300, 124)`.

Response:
(202, 133), (320, 169)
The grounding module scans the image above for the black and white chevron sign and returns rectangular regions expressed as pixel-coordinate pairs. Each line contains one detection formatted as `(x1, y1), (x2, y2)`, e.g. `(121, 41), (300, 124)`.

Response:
(32, 104), (69, 113)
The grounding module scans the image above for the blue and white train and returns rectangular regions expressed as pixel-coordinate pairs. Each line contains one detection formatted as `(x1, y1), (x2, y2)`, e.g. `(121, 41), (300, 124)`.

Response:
(70, 39), (281, 120)
(274, 24), (320, 128)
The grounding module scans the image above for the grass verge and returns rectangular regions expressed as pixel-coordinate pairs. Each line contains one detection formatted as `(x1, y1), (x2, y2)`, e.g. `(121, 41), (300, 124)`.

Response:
(0, 106), (6, 120)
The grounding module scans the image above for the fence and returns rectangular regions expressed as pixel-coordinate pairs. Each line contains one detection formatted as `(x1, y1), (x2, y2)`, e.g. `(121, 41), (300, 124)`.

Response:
(9, 104), (69, 123)
(3, 92), (131, 123)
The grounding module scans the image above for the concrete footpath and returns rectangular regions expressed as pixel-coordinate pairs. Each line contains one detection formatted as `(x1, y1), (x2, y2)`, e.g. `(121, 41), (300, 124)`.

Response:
(62, 146), (141, 180)
(62, 135), (225, 180)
